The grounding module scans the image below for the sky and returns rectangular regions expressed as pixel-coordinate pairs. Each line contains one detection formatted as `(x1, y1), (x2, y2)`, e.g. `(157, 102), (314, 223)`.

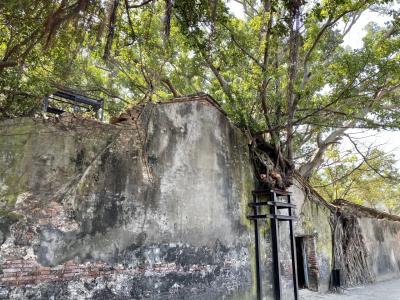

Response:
(336, 8), (400, 166)
(227, 1), (400, 166)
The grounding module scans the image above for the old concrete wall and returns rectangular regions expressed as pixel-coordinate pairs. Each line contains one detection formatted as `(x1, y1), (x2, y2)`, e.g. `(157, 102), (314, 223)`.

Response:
(5, 95), (378, 299)
(0, 100), (256, 299)
(333, 200), (400, 287)
(290, 177), (333, 293)
(359, 218), (400, 282)
(253, 176), (334, 298)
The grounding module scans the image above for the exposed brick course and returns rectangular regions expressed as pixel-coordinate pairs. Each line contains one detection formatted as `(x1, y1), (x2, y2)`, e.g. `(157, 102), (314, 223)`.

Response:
(0, 258), (126, 287)
(0, 256), (216, 288)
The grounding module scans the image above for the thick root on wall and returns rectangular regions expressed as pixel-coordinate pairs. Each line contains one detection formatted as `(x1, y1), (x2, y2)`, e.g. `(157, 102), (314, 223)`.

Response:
(332, 213), (374, 287)
(250, 136), (294, 190)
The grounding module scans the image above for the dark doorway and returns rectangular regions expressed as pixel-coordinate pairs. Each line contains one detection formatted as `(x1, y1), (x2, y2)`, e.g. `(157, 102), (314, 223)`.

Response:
(295, 237), (307, 289)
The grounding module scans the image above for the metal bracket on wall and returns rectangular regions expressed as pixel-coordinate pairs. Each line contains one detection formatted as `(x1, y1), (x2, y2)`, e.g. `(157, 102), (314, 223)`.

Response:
(43, 89), (105, 121)
(247, 189), (299, 300)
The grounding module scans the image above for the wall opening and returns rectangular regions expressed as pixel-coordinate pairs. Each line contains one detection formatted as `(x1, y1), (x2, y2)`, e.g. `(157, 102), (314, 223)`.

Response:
(295, 237), (307, 289)
(295, 235), (319, 291)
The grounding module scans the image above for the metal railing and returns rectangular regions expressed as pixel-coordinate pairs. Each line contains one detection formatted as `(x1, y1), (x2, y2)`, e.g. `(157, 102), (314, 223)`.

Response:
(43, 89), (104, 121)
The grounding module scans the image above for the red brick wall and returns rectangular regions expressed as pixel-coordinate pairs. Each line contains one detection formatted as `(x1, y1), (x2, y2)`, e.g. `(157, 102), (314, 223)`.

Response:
(0, 257), (125, 286)
(305, 237), (319, 291)
(0, 256), (216, 287)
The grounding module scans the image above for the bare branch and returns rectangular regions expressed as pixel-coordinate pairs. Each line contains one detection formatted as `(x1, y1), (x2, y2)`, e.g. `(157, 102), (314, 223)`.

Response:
(384, 15), (400, 38)
(342, 12), (362, 36)
(298, 125), (349, 179)
(345, 134), (399, 181)
(313, 160), (365, 188)
(259, 0), (275, 142)
(232, 0), (258, 18)
(303, 17), (333, 71)
(230, 32), (264, 69)
(128, 0), (157, 8)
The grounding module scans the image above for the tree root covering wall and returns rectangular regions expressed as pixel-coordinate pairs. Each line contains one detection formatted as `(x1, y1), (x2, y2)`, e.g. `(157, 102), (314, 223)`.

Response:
(3, 96), (398, 299)
(332, 213), (374, 287)
(0, 100), (255, 299)
(332, 201), (400, 287)
(291, 178), (400, 292)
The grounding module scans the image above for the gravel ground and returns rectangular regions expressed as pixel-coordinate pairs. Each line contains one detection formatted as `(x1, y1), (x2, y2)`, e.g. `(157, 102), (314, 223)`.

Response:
(299, 278), (400, 300)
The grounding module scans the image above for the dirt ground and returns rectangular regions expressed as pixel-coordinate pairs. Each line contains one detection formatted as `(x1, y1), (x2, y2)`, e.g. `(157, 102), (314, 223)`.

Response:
(299, 278), (400, 299)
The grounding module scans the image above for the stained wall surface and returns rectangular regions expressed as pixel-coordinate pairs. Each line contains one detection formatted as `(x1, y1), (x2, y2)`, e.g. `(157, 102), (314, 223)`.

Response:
(0, 99), (256, 299)
(3, 95), (395, 299)
(290, 177), (334, 293)
(359, 218), (400, 282)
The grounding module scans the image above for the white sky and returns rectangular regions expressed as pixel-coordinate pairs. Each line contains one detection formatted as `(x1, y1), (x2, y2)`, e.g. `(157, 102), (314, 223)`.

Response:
(341, 9), (389, 49)
(336, 8), (400, 167)
(227, 1), (400, 166)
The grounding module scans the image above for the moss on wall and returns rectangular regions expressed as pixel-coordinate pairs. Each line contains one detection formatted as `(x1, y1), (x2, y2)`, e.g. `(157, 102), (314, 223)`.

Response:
(0, 103), (256, 299)
(293, 181), (333, 293)
(0, 117), (121, 210)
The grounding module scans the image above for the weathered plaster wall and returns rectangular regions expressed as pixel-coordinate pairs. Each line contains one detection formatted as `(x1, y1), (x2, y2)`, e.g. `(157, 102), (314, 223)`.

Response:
(333, 200), (400, 287)
(290, 177), (333, 293)
(0, 100), (256, 299)
(6, 96), (388, 299)
(359, 218), (400, 282)
(254, 176), (334, 298)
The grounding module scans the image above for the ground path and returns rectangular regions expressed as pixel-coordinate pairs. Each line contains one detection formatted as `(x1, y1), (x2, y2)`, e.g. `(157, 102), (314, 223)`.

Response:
(299, 278), (400, 300)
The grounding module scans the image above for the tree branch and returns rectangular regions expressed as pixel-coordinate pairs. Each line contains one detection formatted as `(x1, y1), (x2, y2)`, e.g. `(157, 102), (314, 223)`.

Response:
(286, 1), (301, 163)
(231, 32), (264, 69)
(161, 78), (180, 97)
(128, 0), (157, 8)
(0, 61), (18, 69)
(342, 12), (362, 36)
(313, 160), (365, 188)
(103, 0), (120, 60)
(124, 0), (137, 40)
(298, 126), (349, 179)
(345, 134), (398, 181)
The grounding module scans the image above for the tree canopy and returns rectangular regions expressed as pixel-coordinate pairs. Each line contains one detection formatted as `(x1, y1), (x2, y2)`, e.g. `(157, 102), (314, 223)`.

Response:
(312, 143), (400, 214)
(1, 0), (400, 195)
